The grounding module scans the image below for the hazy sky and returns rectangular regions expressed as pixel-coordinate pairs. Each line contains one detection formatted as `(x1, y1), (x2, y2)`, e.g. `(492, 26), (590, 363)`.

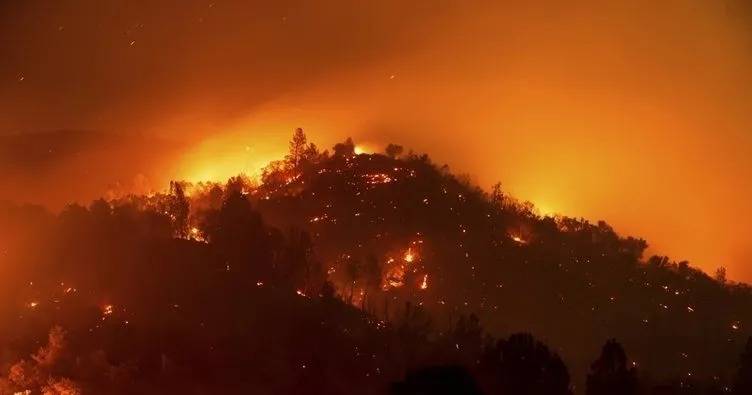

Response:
(2, 0), (751, 281)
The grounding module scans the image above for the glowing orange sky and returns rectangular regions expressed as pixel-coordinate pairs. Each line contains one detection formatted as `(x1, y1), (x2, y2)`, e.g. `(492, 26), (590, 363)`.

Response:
(1, 1), (751, 280)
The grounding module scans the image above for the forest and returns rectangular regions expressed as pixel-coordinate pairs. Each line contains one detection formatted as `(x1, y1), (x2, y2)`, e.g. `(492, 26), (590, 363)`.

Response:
(0, 129), (751, 394)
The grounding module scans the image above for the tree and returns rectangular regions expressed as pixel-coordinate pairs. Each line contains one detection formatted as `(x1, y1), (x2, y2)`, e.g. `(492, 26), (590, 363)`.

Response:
(452, 314), (484, 364)
(586, 339), (638, 395)
(344, 256), (362, 303)
(42, 377), (82, 395)
(733, 337), (752, 394)
(1, 326), (80, 395)
(361, 253), (382, 310)
(333, 137), (355, 158)
(385, 143), (404, 159)
(204, 189), (271, 280)
(33, 325), (67, 367)
(716, 267), (727, 284)
(261, 159), (288, 188)
(391, 365), (483, 395)
(285, 127), (308, 168)
(169, 181), (190, 238)
(481, 333), (571, 395)
(491, 182), (504, 206)
(320, 280), (337, 300)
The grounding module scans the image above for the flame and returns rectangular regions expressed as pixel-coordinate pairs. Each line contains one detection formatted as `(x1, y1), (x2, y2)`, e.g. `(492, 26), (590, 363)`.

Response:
(383, 246), (423, 290)
(404, 247), (415, 263)
(383, 258), (405, 290)
(102, 304), (114, 315)
(420, 274), (429, 290)
(354, 145), (370, 155)
(188, 226), (207, 242)
(363, 173), (394, 185)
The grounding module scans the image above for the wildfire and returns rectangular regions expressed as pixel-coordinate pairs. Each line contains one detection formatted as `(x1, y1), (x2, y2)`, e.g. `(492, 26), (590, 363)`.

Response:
(420, 274), (429, 290)
(510, 234), (527, 244)
(383, 246), (422, 290)
(354, 145), (369, 155)
(28, 301), (39, 308)
(404, 248), (415, 263)
(189, 227), (207, 242)
(384, 263), (406, 289)
(363, 173), (394, 185)
(102, 304), (114, 316)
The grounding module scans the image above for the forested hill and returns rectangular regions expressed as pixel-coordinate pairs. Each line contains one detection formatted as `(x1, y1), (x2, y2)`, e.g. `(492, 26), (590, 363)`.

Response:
(0, 130), (750, 393)
(245, 132), (752, 386)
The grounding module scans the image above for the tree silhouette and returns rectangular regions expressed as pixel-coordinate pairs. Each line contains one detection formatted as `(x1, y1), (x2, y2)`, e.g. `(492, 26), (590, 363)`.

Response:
(286, 127), (308, 168)
(391, 365), (483, 395)
(733, 337), (752, 394)
(452, 314), (483, 364)
(344, 256), (362, 303)
(362, 253), (382, 310)
(586, 339), (637, 395)
(169, 181), (190, 237)
(481, 333), (571, 395)
(715, 267), (728, 284)
(333, 137), (355, 157)
(385, 143), (404, 159)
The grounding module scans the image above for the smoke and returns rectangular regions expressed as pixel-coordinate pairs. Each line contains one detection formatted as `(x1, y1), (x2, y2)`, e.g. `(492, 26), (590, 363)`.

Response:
(1, 0), (752, 279)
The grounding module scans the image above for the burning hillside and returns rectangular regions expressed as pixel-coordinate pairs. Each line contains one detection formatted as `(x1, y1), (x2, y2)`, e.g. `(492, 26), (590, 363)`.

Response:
(0, 130), (751, 394)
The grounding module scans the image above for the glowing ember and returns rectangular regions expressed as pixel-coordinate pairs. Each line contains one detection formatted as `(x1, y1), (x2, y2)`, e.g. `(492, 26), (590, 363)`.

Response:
(363, 173), (394, 185)
(28, 301), (39, 308)
(510, 234), (527, 244)
(309, 214), (329, 223)
(386, 278), (404, 289)
(188, 226), (207, 242)
(420, 274), (429, 290)
(296, 289), (307, 297)
(384, 259), (406, 290)
(404, 248), (415, 263)
(102, 304), (114, 315)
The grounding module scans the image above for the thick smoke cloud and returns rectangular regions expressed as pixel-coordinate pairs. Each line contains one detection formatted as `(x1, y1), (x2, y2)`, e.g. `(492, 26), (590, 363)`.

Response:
(1, 0), (752, 280)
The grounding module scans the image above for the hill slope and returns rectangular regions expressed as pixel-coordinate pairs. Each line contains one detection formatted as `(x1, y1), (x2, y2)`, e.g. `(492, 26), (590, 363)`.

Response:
(0, 133), (750, 393)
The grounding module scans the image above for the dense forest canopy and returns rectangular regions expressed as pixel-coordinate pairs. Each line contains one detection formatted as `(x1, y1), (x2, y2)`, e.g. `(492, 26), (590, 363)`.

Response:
(0, 130), (750, 394)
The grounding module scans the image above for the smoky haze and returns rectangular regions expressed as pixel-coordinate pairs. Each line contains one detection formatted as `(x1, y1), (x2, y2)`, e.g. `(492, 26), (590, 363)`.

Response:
(1, 0), (752, 280)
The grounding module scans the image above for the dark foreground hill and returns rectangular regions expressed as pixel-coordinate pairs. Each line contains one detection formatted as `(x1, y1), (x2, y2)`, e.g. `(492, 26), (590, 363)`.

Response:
(0, 130), (751, 394)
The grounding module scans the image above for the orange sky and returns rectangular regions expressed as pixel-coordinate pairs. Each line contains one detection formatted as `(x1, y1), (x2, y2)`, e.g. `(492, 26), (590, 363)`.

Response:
(1, 0), (751, 281)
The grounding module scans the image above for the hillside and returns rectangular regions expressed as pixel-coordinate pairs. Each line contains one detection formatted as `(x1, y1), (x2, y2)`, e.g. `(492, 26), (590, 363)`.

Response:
(0, 131), (750, 394)
(247, 134), (752, 385)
